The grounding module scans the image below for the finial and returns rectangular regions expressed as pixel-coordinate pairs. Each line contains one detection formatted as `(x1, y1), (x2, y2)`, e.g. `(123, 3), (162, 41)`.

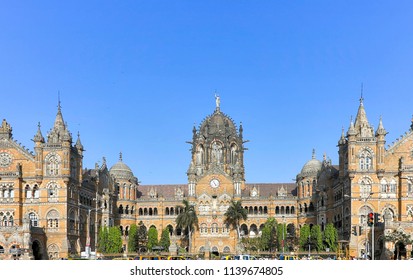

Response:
(312, 149), (316, 159)
(360, 83), (364, 105)
(58, 91), (61, 111)
(119, 152), (123, 162)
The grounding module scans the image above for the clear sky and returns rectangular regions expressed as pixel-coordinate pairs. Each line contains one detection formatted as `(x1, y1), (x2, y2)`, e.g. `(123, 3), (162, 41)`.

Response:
(1, 1), (412, 185)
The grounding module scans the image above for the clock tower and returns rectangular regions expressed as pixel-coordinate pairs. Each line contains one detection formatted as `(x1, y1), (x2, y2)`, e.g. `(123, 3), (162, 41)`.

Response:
(186, 96), (247, 255)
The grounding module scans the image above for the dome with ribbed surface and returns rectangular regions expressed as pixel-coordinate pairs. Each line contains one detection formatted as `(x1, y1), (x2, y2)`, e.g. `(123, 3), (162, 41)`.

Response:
(109, 152), (135, 181)
(199, 109), (237, 136)
(300, 150), (322, 177)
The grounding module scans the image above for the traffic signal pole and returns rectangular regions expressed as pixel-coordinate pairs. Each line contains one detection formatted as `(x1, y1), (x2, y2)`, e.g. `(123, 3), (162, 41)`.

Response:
(372, 222), (374, 260)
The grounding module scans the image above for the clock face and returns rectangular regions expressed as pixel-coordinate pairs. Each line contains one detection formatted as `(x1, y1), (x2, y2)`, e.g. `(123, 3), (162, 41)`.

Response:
(0, 152), (12, 168)
(210, 179), (220, 188)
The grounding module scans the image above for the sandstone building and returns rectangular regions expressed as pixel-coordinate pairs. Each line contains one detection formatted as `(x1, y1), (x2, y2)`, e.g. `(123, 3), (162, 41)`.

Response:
(0, 96), (412, 259)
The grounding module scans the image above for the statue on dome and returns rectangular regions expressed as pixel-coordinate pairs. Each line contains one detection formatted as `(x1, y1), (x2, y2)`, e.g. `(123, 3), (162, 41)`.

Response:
(215, 93), (220, 109)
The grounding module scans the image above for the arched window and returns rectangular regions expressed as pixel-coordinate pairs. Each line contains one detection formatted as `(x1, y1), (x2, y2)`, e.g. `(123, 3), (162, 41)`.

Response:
(211, 223), (218, 234)
(33, 185), (39, 199)
(230, 144), (238, 165)
(381, 179), (388, 193)
(47, 182), (59, 202)
(25, 185), (31, 198)
(200, 223), (207, 235)
(360, 178), (372, 198)
(119, 205), (124, 214)
(47, 210), (59, 229)
(45, 153), (61, 176)
(196, 145), (204, 165)
(408, 179), (413, 195)
(29, 212), (38, 227)
(69, 210), (76, 231)
(390, 180), (397, 193)
(359, 149), (373, 171)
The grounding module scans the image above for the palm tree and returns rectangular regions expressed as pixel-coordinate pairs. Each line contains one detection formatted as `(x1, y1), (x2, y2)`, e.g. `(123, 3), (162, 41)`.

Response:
(224, 200), (247, 241)
(176, 199), (198, 253)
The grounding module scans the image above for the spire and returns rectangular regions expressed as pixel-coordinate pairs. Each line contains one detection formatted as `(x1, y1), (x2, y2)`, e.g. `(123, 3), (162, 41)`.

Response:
(312, 148), (316, 159)
(338, 126), (346, 145)
(347, 116), (356, 136)
(75, 132), (84, 151)
(33, 122), (45, 143)
(376, 116), (387, 136)
(354, 95), (374, 137)
(47, 99), (72, 143)
(119, 152), (123, 162)
(355, 95), (369, 128)
(53, 98), (65, 131)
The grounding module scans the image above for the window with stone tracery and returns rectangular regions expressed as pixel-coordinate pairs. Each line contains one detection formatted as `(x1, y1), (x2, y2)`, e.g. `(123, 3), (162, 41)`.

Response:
(0, 212), (14, 227)
(47, 182), (59, 202)
(359, 149), (373, 171)
(360, 177), (372, 198)
(45, 153), (61, 176)
(29, 212), (38, 227)
(408, 179), (413, 196)
(47, 210), (59, 229)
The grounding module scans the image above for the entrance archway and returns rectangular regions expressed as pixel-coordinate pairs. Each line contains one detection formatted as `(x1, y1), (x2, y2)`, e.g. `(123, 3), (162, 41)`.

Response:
(394, 242), (407, 260)
(32, 240), (42, 260)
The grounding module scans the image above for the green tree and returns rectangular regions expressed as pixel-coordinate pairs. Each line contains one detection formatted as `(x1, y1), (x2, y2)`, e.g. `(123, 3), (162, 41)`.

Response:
(176, 199), (199, 253)
(224, 200), (248, 241)
(106, 226), (123, 254)
(323, 223), (338, 251)
(147, 226), (159, 252)
(276, 222), (287, 252)
(299, 224), (311, 251)
(159, 228), (171, 252)
(260, 217), (277, 252)
(310, 225), (324, 251)
(137, 221), (148, 253)
(128, 224), (138, 253)
(97, 226), (109, 253)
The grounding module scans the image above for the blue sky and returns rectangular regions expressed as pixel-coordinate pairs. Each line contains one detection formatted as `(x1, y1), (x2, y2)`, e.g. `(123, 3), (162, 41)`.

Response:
(1, 1), (412, 185)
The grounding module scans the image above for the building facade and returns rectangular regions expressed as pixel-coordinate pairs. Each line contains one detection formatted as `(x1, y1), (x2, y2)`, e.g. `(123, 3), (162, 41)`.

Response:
(1, 97), (412, 259)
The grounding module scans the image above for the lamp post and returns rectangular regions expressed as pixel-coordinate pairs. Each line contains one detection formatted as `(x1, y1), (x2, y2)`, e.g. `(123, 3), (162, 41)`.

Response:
(282, 215), (285, 254)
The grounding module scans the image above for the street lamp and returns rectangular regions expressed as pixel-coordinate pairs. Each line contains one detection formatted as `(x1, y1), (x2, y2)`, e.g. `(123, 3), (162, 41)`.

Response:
(281, 215), (285, 254)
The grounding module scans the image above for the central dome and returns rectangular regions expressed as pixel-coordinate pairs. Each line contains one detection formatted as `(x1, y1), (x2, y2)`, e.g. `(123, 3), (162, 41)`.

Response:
(109, 153), (135, 181)
(199, 110), (237, 136)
